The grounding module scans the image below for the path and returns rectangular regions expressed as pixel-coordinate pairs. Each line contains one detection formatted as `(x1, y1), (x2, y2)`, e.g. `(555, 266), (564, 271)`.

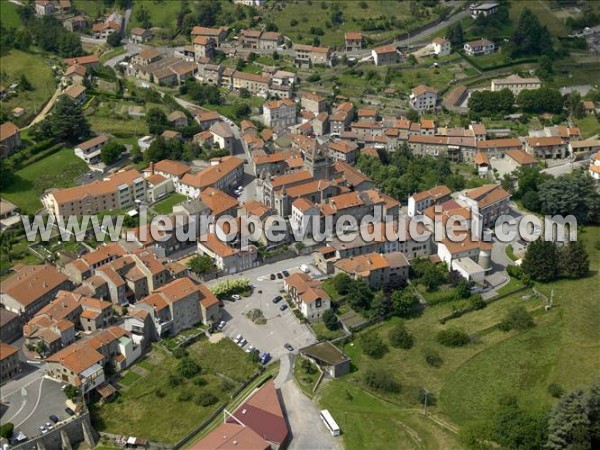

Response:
(26, 86), (62, 128)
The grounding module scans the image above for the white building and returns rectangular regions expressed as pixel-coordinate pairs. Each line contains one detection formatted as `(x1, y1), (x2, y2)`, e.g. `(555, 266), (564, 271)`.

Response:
(432, 37), (451, 56)
(263, 98), (296, 128)
(409, 85), (438, 111)
(590, 151), (600, 181)
(464, 39), (495, 56)
(74, 135), (109, 165)
(491, 74), (541, 95)
(470, 2), (500, 19)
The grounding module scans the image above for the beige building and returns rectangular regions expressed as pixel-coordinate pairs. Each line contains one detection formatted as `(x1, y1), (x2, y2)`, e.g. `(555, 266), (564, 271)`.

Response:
(334, 252), (410, 289)
(372, 45), (400, 66)
(345, 32), (363, 51)
(263, 98), (296, 128)
(283, 273), (331, 322)
(301, 92), (327, 114)
(0, 343), (20, 383)
(0, 121), (21, 158)
(491, 74), (541, 95)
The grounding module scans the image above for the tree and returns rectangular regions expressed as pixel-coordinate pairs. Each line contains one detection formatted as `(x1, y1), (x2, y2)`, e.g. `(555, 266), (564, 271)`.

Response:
(510, 8), (554, 58)
(559, 240), (590, 279)
(436, 328), (470, 347)
(146, 107), (168, 135)
(188, 255), (214, 275)
(491, 395), (548, 450)
(63, 385), (79, 400)
(499, 305), (535, 331)
(136, 5), (152, 29)
(391, 289), (419, 318)
(363, 367), (400, 392)
(565, 91), (585, 119)
(446, 22), (464, 48)
(130, 143), (143, 163)
(100, 141), (125, 165)
(265, 22), (279, 32)
(346, 279), (374, 311)
(177, 357), (201, 378)
(107, 31), (122, 47)
(517, 88), (563, 114)
(454, 278), (471, 299)
(19, 74), (33, 91)
(406, 109), (419, 122)
(322, 309), (338, 330)
(407, 54), (417, 66)
(421, 264), (446, 291)
(388, 321), (414, 349)
(233, 103), (251, 119)
(47, 96), (90, 143)
(360, 333), (388, 359)
(521, 239), (560, 282)
(371, 291), (390, 318)
(0, 423), (14, 439)
(331, 272), (352, 295)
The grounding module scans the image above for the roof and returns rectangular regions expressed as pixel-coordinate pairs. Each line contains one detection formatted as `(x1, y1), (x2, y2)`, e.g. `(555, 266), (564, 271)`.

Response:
(210, 121), (234, 139)
(345, 32), (363, 40)
(301, 341), (349, 366)
(335, 252), (391, 276)
(190, 422), (270, 450)
(492, 74), (541, 85)
(333, 161), (372, 188)
(264, 98), (295, 110)
(130, 27), (148, 36)
(270, 169), (313, 190)
(153, 159), (191, 177)
(432, 37), (448, 44)
(243, 201), (271, 218)
(465, 184), (510, 209)
(199, 233), (236, 257)
(474, 152), (489, 165)
(440, 234), (492, 255)
(465, 38), (494, 48)
(292, 197), (317, 213)
(0, 342), (19, 361)
(0, 121), (20, 141)
(411, 185), (452, 203)
(193, 35), (213, 45)
(76, 135), (108, 151)
(179, 156), (244, 189)
(1, 265), (69, 308)
(476, 138), (522, 150)
(46, 339), (104, 374)
(155, 277), (201, 304)
(167, 110), (187, 122)
(190, 26), (228, 36)
(411, 85), (438, 96)
(505, 149), (538, 165)
(261, 31), (282, 41)
(373, 44), (398, 55)
(65, 64), (86, 77)
(200, 187), (238, 216)
(64, 84), (86, 99)
(525, 136), (564, 147)
(64, 55), (99, 66)
(196, 110), (221, 122)
(233, 71), (269, 84)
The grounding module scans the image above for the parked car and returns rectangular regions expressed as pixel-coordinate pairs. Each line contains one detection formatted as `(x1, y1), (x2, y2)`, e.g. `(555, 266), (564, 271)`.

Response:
(217, 320), (226, 330)
(234, 334), (242, 344)
(45, 422), (53, 430)
(49, 415), (59, 424)
(245, 345), (255, 353)
(270, 274), (276, 280)
(284, 343), (294, 351)
(279, 304), (288, 311)
(282, 270), (289, 277)
(272, 296), (283, 303)
(232, 294), (241, 301)
(276, 273), (283, 279)
(300, 264), (310, 273)
(238, 338), (247, 347)
(65, 407), (75, 416)
(260, 352), (271, 365)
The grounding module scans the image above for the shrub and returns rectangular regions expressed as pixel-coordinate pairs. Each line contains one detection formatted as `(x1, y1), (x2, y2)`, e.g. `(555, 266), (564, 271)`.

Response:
(220, 378), (236, 392)
(499, 306), (535, 332)
(363, 367), (401, 393)
(0, 423), (14, 439)
(323, 309), (338, 330)
(196, 392), (219, 407)
(178, 391), (192, 402)
(177, 358), (201, 378)
(193, 377), (208, 387)
(424, 349), (443, 367)
(388, 322), (414, 349)
(168, 374), (182, 387)
(548, 383), (565, 398)
(360, 333), (388, 359)
(436, 328), (470, 347)
(155, 388), (165, 398)
(470, 295), (487, 310)
(172, 347), (188, 359)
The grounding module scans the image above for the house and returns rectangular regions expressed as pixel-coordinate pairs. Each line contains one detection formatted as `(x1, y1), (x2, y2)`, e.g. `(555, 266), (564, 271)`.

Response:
(192, 36), (216, 60)
(328, 140), (358, 164)
(464, 39), (495, 56)
(0, 309), (22, 343)
(63, 15), (88, 32)
(334, 252), (410, 289)
(92, 21), (121, 40)
(190, 26), (229, 45)
(0, 343), (20, 383)
(130, 27), (152, 43)
(259, 31), (283, 50)
(35, 0), (54, 16)
(589, 151), (600, 181)
(505, 148), (538, 167)
(65, 55), (100, 69)
(372, 45), (400, 66)
(232, 71), (270, 96)
(524, 136), (568, 159)
(0, 121), (21, 158)
(131, 48), (161, 66)
(178, 156), (244, 197)
(458, 184), (511, 231)
(65, 64), (87, 84)
(300, 341), (350, 378)
(345, 32), (363, 51)
(195, 110), (221, 129)
(313, 112), (329, 136)
(491, 74), (541, 95)
(167, 110), (189, 128)
(263, 98), (296, 128)
(301, 92), (327, 114)
(474, 152), (490, 176)
(197, 233), (258, 274)
(210, 121), (234, 152)
(330, 102), (355, 135)
(437, 235), (493, 277)
(283, 273), (331, 322)
(199, 187), (238, 218)
(470, 2), (500, 19)
(241, 29), (262, 48)
(63, 84), (87, 104)
(432, 37), (451, 56)
(42, 168), (146, 217)
(74, 135), (109, 165)
(294, 44), (332, 67)
(1, 265), (72, 319)
(410, 85), (438, 111)
(408, 185), (452, 217)
(234, 0), (265, 5)
(569, 139), (600, 158)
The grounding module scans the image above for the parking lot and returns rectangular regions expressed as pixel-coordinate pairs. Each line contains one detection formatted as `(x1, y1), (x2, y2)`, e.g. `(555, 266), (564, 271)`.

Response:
(210, 256), (318, 361)
(1, 374), (70, 439)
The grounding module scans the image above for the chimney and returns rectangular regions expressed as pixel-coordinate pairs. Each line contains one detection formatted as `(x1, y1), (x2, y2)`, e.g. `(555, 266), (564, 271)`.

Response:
(150, 161), (155, 175)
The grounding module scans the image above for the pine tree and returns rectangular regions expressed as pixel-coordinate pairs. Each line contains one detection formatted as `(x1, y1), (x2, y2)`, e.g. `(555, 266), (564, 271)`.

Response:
(521, 239), (559, 282)
(546, 388), (592, 449)
(48, 96), (90, 143)
(559, 240), (590, 279)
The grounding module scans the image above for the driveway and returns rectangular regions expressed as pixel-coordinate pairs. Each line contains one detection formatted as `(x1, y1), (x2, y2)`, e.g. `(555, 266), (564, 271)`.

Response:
(210, 257), (317, 360)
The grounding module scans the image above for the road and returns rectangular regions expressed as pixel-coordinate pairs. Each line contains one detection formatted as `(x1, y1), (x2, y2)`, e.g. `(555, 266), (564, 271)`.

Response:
(27, 86), (62, 128)
(542, 159), (589, 177)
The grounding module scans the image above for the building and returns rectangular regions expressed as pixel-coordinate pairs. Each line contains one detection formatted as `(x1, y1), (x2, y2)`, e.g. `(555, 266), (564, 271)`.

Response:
(432, 37), (451, 56)
(505, 148), (538, 167)
(294, 44), (332, 67)
(301, 92), (327, 114)
(474, 152), (490, 176)
(259, 31), (283, 50)
(408, 185), (452, 217)
(63, 84), (87, 104)
(65, 54), (100, 69)
(167, 110), (189, 128)
(192, 36), (216, 60)
(459, 184), (511, 231)
(410, 85), (438, 111)
(92, 21), (121, 40)
(524, 136), (568, 159)
(491, 74), (541, 95)
(334, 252), (410, 289)
(130, 27), (152, 43)
(464, 38), (495, 56)
(178, 156), (244, 197)
(372, 45), (400, 66)
(35, 0), (54, 16)
(1, 265), (72, 319)
(330, 102), (355, 135)
(283, 273), (331, 322)
(200, 187), (238, 218)
(470, 2), (500, 19)
(74, 135), (109, 165)
(0, 309), (21, 343)
(197, 233), (258, 274)
(589, 151), (600, 181)
(232, 71), (270, 96)
(569, 139), (600, 158)
(210, 121), (234, 152)
(0, 343), (20, 383)
(0, 121), (21, 158)
(42, 168), (146, 217)
(300, 341), (350, 378)
(345, 32), (363, 51)
(190, 26), (229, 45)
(263, 98), (296, 128)
(65, 63), (87, 85)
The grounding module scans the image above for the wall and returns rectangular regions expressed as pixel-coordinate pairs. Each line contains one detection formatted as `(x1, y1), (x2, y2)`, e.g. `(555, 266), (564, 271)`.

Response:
(13, 411), (97, 450)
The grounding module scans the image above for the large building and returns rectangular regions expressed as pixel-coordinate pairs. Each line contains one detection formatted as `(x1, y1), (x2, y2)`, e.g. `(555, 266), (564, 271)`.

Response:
(0, 121), (22, 158)
(263, 98), (297, 128)
(283, 273), (331, 322)
(491, 74), (542, 95)
(42, 168), (146, 217)
(0, 342), (20, 383)
(410, 85), (438, 111)
(334, 252), (410, 289)
(464, 38), (495, 56)
(178, 156), (244, 197)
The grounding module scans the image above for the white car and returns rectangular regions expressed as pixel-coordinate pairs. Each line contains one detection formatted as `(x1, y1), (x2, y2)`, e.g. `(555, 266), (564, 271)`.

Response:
(231, 294), (241, 301)
(217, 320), (226, 330)
(238, 338), (247, 347)
(245, 345), (255, 353)
(234, 334), (242, 344)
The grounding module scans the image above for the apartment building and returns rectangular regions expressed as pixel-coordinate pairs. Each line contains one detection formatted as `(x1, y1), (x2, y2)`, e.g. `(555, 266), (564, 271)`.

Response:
(464, 38), (495, 56)
(197, 233), (258, 274)
(263, 98), (297, 128)
(232, 71), (270, 96)
(458, 184), (511, 231)
(491, 74), (541, 95)
(410, 85), (438, 111)
(0, 343), (20, 383)
(408, 185), (452, 217)
(294, 44), (332, 67)
(178, 156), (244, 197)
(330, 102), (355, 135)
(334, 252), (410, 289)
(42, 168), (146, 217)
(193, 36), (216, 60)
(283, 273), (331, 322)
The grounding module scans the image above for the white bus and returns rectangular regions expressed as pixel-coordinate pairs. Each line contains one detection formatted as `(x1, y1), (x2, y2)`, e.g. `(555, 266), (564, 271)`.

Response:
(320, 409), (340, 436)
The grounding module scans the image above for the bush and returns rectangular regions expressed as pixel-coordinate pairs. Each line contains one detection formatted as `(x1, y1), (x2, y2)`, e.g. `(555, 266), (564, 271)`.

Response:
(178, 391), (193, 402)
(507, 264), (524, 280)
(172, 347), (188, 359)
(220, 378), (236, 392)
(424, 349), (444, 367)
(363, 367), (401, 393)
(388, 322), (414, 349)
(470, 295), (487, 310)
(155, 388), (165, 398)
(0, 422), (14, 439)
(168, 374), (182, 387)
(322, 309), (338, 330)
(548, 383), (565, 398)
(360, 333), (388, 359)
(196, 392), (219, 407)
(193, 376), (208, 387)
(177, 358), (201, 378)
(436, 328), (470, 347)
(499, 306), (535, 332)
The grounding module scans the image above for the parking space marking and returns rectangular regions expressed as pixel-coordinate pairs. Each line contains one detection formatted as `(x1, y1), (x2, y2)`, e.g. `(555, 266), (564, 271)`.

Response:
(16, 378), (45, 428)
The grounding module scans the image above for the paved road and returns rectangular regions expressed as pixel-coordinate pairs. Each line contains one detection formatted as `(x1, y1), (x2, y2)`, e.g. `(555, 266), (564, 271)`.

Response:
(542, 159), (589, 177)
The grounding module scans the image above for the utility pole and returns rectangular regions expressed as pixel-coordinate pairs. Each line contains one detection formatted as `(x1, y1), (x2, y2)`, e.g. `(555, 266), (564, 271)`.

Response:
(422, 388), (430, 416)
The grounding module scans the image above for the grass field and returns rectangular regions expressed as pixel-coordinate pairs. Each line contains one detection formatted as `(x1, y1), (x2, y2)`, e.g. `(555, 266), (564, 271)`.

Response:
(0, 1), (21, 28)
(99, 46), (126, 64)
(575, 115), (600, 139)
(88, 115), (148, 138)
(152, 193), (188, 215)
(267, 0), (438, 48)
(73, 0), (115, 19)
(318, 226), (600, 450)
(2, 149), (88, 215)
(0, 50), (56, 121)
(128, 0), (184, 30)
(509, 0), (568, 37)
(92, 339), (258, 444)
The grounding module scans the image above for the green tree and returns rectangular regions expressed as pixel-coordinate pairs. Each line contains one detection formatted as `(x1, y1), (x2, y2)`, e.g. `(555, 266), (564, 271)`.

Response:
(136, 5), (152, 29)
(146, 107), (168, 135)
(538, 171), (600, 224)
(346, 279), (374, 311)
(499, 305), (535, 331)
(517, 88), (563, 114)
(63, 385), (79, 400)
(371, 291), (390, 318)
(407, 54), (417, 66)
(391, 289), (419, 318)
(47, 96), (90, 143)
(406, 109), (419, 122)
(331, 272), (352, 295)
(100, 141), (125, 165)
(360, 333), (388, 359)
(233, 103), (251, 119)
(454, 278), (471, 299)
(436, 328), (470, 347)
(130, 143), (142, 163)
(177, 357), (201, 378)
(363, 367), (401, 392)
(187, 254), (214, 275)
(107, 31), (122, 47)
(322, 309), (338, 330)
(19, 74), (33, 91)
(559, 240), (590, 279)
(492, 395), (548, 450)
(510, 8), (554, 58)
(0, 423), (14, 439)
(388, 321), (414, 349)
(521, 239), (560, 282)
(446, 22), (464, 48)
